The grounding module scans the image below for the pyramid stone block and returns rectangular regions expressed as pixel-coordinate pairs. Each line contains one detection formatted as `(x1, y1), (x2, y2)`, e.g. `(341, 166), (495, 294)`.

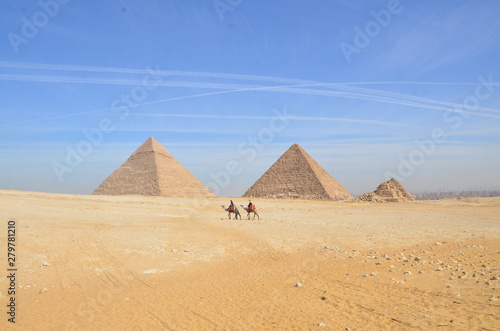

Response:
(243, 144), (352, 200)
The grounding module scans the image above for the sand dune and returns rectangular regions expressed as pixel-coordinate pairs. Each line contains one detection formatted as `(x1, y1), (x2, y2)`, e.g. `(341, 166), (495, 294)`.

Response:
(0, 190), (498, 330)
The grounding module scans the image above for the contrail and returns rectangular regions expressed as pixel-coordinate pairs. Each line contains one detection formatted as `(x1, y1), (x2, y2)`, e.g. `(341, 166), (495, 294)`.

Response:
(341, 81), (500, 86)
(328, 83), (500, 115)
(2, 72), (498, 118)
(0, 61), (307, 84)
(131, 113), (425, 129)
(1, 62), (499, 127)
(1, 75), (499, 128)
(1, 73), (498, 117)
(2, 61), (499, 117)
(2, 61), (499, 86)
(2, 73), (498, 127)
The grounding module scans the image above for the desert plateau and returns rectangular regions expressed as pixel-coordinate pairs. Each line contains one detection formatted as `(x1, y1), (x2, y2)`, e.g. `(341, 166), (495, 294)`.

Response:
(0, 190), (498, 330)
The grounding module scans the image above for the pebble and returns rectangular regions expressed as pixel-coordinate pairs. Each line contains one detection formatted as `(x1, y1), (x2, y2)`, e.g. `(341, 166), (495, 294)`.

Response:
(318, 322), (326, 327)
(403, 271), (412, 275)
(39, 288), (48, 294)
(489, 295), (497, 302)
(295, 282), (302, 288)
(41, 261), (49, 267)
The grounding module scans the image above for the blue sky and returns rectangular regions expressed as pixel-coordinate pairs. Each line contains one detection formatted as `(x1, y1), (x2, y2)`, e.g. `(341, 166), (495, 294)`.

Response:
(1, 0), (499, 197)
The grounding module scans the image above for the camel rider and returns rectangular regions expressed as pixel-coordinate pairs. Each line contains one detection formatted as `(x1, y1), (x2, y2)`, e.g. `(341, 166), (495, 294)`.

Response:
(248, 200), (253, 210)
(229, 200), (235, 212)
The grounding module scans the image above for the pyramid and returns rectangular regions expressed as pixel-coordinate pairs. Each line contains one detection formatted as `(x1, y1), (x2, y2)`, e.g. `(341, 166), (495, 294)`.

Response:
(92, 137), (214, 197)
(243, 144), (352, 200)
(357, 178), (414, 202)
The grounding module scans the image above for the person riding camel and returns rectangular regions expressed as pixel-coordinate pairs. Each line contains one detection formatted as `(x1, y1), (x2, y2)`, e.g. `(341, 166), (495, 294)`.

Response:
(229, 200), (235, 212)
(247, 199), (254, 210)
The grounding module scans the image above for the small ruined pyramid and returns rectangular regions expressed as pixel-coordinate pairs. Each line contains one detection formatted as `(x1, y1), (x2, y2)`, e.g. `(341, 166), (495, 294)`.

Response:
(357, 178), (414, 202)
(93, 137), (214, 197)
(243, 144), (352, 200)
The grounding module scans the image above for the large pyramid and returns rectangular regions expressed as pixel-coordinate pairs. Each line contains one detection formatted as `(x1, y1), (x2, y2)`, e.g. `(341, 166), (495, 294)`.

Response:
(92, 137), (214, 197)
(357, 178), (414, 202)
(243, 144), (352, 200)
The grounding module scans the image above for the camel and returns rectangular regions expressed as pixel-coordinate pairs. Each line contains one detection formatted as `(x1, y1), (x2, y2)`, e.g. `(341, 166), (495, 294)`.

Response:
(240, 205), (260, 220)
(221, 205), (241, 220)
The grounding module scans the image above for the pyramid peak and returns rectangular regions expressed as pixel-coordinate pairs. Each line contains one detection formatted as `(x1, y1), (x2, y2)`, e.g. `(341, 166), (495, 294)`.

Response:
(382, 178), (404, 188)
(132, 137), (171, 157)
(289, 143), (303, 150)
(284, 143), (307, 156)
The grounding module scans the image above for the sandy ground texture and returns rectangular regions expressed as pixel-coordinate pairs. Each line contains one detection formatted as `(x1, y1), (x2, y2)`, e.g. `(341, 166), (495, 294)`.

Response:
(0, 190), (499, 330)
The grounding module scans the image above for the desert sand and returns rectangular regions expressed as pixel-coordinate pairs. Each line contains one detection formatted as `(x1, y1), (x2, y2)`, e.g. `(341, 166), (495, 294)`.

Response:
(0, 190), (499, 330)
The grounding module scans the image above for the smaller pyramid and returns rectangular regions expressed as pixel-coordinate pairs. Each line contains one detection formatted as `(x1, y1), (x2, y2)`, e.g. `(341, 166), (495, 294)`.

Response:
(93, 137), (214, 197)
(243, 144), (352, 200)
(357, 178), (414, 202)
